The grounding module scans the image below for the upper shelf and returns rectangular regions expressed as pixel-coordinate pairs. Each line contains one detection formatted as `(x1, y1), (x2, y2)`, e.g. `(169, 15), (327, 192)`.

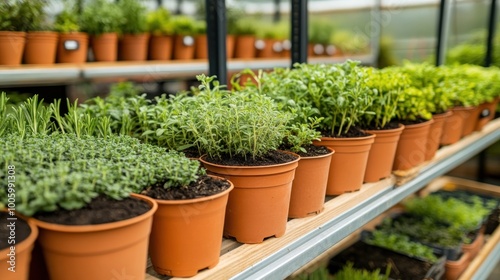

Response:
(0, 54), (375, 87)
(150, 118), (500, 280)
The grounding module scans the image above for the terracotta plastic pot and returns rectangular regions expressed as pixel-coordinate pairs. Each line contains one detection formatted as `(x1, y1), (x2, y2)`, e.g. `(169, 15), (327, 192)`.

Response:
(0, 213), (38, 280)
(445, 251), (470, 280)
(173, 35), (195, 60)
(32, 193), (157, 280)
(149, 177), (233, 277)
(234, 35), (256, 59)
(440, 107), (468, 145)
(288, 147), (334, 218)
(363, 124), (405, 183)
(255, 38), (282, 58)
(475, 97), (499, 131)
(461, 105), (481, 137)
(393, 119), (433, 171)
(314, 134), (375, 195)
(425, 111), (452, 161)
(57, 32), (89, 64)
(226, 34), (236, 59)
(194, 34), (208, 59)
(148, 35), (173, 60)
(23, 31), (58, 64)
(199, 151), (299, 244)
(90, 32), (118, 62)
(0, 31), (26, 66)
(462, 230), (484, 261)
(118, 33), (150, 61)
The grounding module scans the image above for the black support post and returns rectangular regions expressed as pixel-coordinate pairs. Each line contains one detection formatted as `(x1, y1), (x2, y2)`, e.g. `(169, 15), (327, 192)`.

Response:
(478, 0), (497, 182)
(291, 0), (308, 66)
(435, 0), (447, 66)
(205, 0), (227, 85)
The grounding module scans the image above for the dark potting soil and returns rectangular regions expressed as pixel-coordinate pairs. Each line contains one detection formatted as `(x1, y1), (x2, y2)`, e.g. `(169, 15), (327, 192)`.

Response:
(396, 118), (430, 126)
(142, 174), (231, 200)
(320, 126), (371, 138)
(204, 149), (298, 166)
(0, 212), (31, 250)
(328, 241), (434, 280)
(33, 195), (151, 225)
(279, 144), (331, 158)
(361, 121), (401, 131)
(485, 207), (500, 235)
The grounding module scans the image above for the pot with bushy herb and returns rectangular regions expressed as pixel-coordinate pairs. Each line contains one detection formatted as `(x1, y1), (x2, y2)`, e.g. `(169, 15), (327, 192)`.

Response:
(233, 18), (258, 59)
(147, 7), (174, 60)
(81, 0), (124, 62)
(386, 74), (433, 171)
(360, 67), (405, 182)
(117, 0), (149, 61)
(237, 68), (334, 218)
(273, 61), (375, 195)
(193, 75), (300, 244)
(54, 3), (89, 64)
(171, 15), (197, 60)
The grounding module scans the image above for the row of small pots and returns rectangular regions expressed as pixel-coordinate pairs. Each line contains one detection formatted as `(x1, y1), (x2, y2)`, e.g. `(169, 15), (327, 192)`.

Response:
(1, 99), (497, 279)
(0, 31), (350, 66)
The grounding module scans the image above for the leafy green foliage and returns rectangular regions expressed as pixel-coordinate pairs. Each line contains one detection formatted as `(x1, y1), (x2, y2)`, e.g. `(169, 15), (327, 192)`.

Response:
(117, 0), (148, 34)
(53, 3), (81, 33)
(366, 230), (438, 263)
(0, 133), (202, 216)
(232, 18), (258, 36)
(80, 0), (124, 35)
(146, 7), (174, 36)
(297, 266), (333, 280)
(360, 67), (406, 128)
(334, 262), (390, 280)
(171, 15), (197, 36)
(330, 30), (369, 55)
(309, 19), (334, 45)
(0, 0), (47, 31)
(377, 215), (465, 247)
(405, 194), (492, 232)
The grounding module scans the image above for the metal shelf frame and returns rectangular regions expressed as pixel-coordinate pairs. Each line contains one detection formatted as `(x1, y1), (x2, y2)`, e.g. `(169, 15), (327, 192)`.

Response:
(231, 123), (500, 280)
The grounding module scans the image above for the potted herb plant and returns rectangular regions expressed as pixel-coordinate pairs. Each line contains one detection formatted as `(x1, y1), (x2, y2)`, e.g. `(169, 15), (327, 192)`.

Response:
(146, 7), (174, 60)
(233, 18), (258, 59)
(117, 0), (149, 61)
(170, 15), (197, 60)
(275, 61), (375, 195)
(255, 22), (286, 58)
(360, 67), (405, 182)
(385, 67), (433, 171)
(53, 4), (89, 64)
(308, 19), (334, 57)
(238, 68), (334, 218)
(80, 0), (124, 62)
(0, 0), (45, 65)
(190, 75), (299, 244)
(194, 20), (208, 59)
(19, 0), (59, 65)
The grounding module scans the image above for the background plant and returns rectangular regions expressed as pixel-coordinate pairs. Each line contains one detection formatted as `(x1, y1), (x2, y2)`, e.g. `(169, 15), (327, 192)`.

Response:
(0, 0), (48, 31)
(80, 0), (124, 35)
(333, 262), (390, 280)
(117, 0), (148, 34)
(146, 7), (174, 36)
(53, 2), (81, 33)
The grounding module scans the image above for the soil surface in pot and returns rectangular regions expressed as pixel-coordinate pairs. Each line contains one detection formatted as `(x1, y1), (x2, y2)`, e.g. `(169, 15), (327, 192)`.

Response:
(279, 144), (330, 157)
(328, 241), (434, 280)
(485, 207), (500, 235)
(320, 126), (370, 138)
(396, 117), (429, 126)
(0, 212), (31, 250)
(361, 121), (401, 131)
(33, 196), (150, 225)
(204, 150), (298, 166)
(142, 174), (231, 200)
